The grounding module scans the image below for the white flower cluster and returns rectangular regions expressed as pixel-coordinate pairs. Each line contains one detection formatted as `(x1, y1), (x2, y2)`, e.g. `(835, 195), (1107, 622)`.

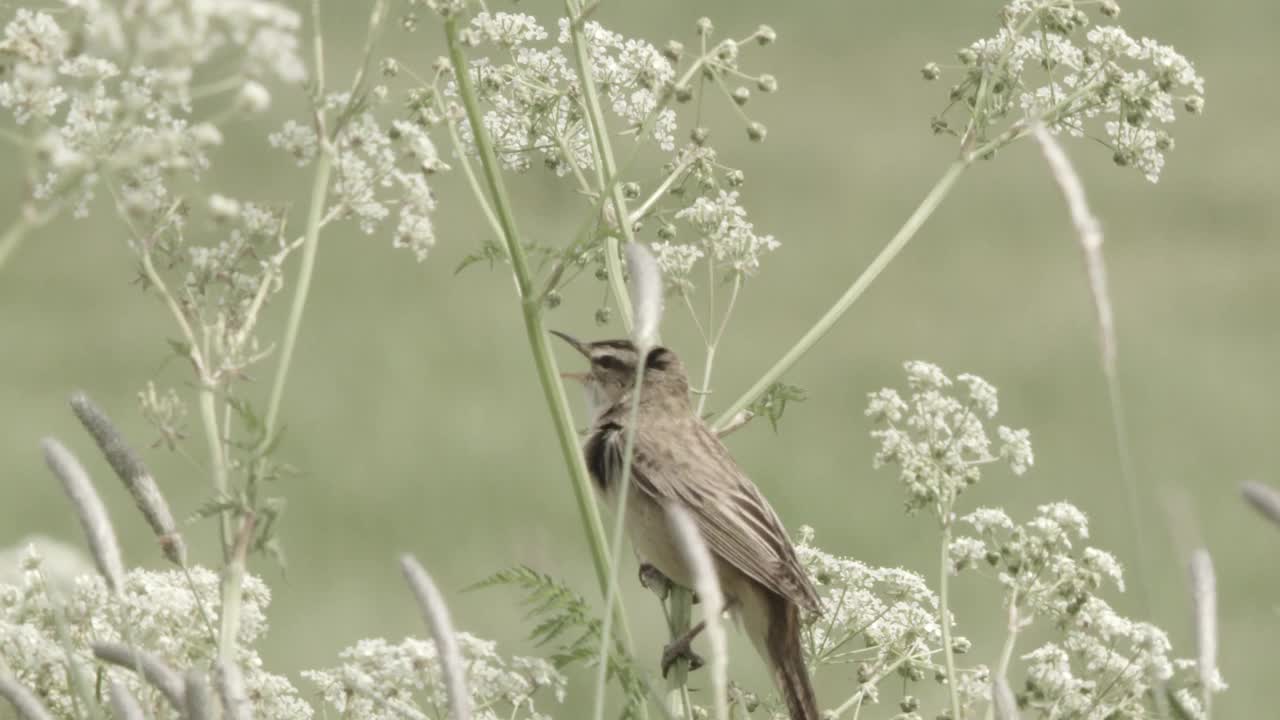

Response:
(268, 104), (445, 262)
(302, 634), (566, 720)
(0, 548), (312, 718)
(447, 12), (677, 175)
(795, 527), (943, 683)
(1021, 594), (1225, 719)
(0, 3), (305, 220)
(950, 503), (1124, 604)
(672, 190), (780, 276)
(867, 362), (1033, 516)
(932, 0), (1205, 181)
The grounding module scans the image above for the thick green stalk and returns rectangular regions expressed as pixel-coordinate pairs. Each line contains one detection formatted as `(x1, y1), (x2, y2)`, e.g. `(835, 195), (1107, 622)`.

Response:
(712, 160), (969, 431)
(445, 15), (640, 652)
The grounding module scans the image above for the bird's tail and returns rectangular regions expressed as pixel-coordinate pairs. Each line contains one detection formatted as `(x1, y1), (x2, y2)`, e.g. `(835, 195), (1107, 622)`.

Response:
(765, 596), (819, 720)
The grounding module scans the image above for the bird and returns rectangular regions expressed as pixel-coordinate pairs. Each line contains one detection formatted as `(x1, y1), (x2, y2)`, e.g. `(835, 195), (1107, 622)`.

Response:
(552, 330), (821, 720)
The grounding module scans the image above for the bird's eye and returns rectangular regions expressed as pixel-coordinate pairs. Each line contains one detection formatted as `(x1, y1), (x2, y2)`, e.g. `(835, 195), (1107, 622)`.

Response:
(594, 355), (625, 371)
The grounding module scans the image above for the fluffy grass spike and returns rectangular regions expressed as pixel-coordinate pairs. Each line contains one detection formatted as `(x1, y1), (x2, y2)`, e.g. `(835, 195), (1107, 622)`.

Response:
(1242, 481), (1280, 528)
(400, 554), (471, 720)
(626, 241), (664, 351)
(41, 437), (125, 595)
(667, 505), (729, 720)
(70, 392), (187, 566)
(1190, 548), (1218, 715)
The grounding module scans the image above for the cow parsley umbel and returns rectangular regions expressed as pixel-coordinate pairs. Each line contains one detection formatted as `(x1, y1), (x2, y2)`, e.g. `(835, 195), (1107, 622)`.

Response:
(924, 0), (1205, 181)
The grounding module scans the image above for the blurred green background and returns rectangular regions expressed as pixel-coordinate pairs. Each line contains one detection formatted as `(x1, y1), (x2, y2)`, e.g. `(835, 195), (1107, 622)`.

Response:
(2, 0), (1276, 716)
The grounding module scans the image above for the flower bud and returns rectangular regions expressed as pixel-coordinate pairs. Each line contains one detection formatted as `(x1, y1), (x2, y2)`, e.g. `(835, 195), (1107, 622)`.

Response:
(732, 86), (751, 105)
(901, 696), (919, 712)
(622, 182), (641, 200)
(691, 126), (710, 146)
(236, 81), (271, 113)
(381, 58), (400, 78)
(726, 169), (745, 187)
(545, 291), (561, 309)
(663, 40), (684, 63)
(716, 39), (738, 63)
(595, 307), (612, 326)
(675, 83), (694, 103)
(1184, 96), (1204, 114)
(695, 17), (713, 37)
(922, 62), (941, 81)
(401, 13), (419, 32)
(757, 74), (778, 93)
(957, 48), (977, 65)
(657, 224), (676, 240)
(746, 122), (767, 142)
(756, 25), (776, 45)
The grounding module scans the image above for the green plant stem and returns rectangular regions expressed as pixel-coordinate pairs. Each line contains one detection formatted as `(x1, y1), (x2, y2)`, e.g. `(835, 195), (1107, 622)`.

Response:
(261, 150), (332, 446)
(711, 159), (968, 431)
(444, 18), (645, 686)
(564, 0), (638, 332)
(939, 519), (964, 720)
(829, 652), (915, 718)
(217, 515), (253, 667)
(198, 386), (233, 559)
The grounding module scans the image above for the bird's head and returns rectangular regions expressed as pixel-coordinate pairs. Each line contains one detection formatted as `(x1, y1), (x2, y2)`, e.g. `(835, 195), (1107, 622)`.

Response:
(551, 331), (690, 417)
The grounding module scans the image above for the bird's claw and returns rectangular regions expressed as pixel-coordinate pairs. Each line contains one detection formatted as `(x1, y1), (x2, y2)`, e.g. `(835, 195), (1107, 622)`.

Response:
(638, 562), (672, 599)
(660, 636), (704, 678)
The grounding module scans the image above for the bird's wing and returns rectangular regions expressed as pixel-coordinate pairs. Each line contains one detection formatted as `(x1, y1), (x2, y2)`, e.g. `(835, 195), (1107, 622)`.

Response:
(591, 417), (819, 613)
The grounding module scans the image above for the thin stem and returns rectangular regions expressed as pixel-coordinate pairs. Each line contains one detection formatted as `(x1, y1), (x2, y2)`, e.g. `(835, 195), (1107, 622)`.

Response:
(712, 159), (969, 431)
(1104, 369), (1152, 615)
(444, 19), (645, 692)
(829, 652), (916, 718)
(0, 211), (35, 271)
(939, 519), (964, 720)
(564, 0), (638, 331)
(592, 362), (647, 720)
(260, 152), (332, 443)
(664, 586), (696, 719)
(217, 515), (255, 666)
(985, 600), (1022, 720)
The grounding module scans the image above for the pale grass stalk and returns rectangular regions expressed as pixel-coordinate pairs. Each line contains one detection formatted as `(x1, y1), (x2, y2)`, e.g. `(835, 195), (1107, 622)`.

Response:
(70, 392), (187, 566)
(0, 670), (55, 720)
(991, 674), (1021, 720)
(108, 680), (146, 720)
(1032, 124), (1153, 615)
(41, 438), (124, 594)
(214, 661), (253, 720)
(1241, 481), (1280, 528)
(985, 600), (1023, 720)
(667, 507), (729, 720)
(92, 643), (185, 711)
(593, 245), (664, 720)
(183, 670), (215, 720)
(1189, 548), (1217, 717)
(400, 555), (471, 720)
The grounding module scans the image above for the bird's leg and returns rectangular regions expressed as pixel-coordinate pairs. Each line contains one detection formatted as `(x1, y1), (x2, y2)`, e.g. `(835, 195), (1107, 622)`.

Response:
(660, 597), (740, 678)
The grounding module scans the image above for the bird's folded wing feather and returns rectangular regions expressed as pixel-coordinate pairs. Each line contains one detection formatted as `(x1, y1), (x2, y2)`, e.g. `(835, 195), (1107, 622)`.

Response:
(602, 421), (820, 613)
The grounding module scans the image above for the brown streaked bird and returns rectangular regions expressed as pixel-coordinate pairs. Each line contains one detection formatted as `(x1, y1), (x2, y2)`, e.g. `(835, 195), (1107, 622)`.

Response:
(552, 331), (821, 720)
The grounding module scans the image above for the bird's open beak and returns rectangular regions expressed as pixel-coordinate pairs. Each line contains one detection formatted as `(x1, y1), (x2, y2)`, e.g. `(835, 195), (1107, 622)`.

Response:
(549, 330), (591, 358)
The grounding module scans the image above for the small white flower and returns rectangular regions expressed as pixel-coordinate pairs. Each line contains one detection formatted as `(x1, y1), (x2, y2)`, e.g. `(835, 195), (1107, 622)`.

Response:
(237, 80), (272, 113)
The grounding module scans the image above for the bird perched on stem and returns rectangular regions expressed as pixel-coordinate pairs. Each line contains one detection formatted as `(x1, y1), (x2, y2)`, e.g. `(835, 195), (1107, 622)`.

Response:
(553, 330), (821, 720)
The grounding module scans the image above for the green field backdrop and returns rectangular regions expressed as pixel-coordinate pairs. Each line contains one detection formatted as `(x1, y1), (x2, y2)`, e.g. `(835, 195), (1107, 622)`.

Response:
(2, 0), (1277, 716)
